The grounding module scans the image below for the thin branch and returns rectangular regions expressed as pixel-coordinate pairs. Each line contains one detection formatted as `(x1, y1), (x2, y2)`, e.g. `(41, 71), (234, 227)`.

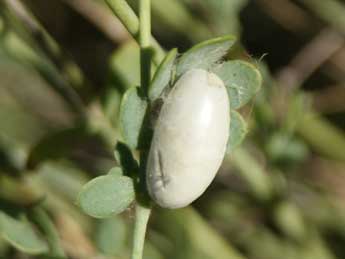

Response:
(105, 0), (165, 64)
(256, 0), (314, 35)
(256, 0), (345, 83)
(31, 207), (66, 258)
(312, 84), (345, 114)
(131, 203), (151, 259)
(4, 0), (87, 116)
(139, 0), (151, 92)
(276, 28), (344, 89)
(130, 1), (152, 259)
(300, 0), (345, 35)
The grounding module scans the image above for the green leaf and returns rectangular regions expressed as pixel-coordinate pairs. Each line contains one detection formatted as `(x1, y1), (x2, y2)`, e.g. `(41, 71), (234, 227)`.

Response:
(266, 133), (308, 166)
(119, 87), (148, 149)
(232, 148), (273, 201)
(214, 60), (262, 109)
(95, 217), (127, 256)
(227, 110), (247, 152)
(143, 242), (165, 259)
(155, 207), (246, 259)
(30, 208), (65, 258)
(198, 0), (248, 35)
(149, 48), (177, 101)
(101, 87), (122, 127)
(27, 126), (108, 169)
(107, 167), (123, 177)
(176, 35), (236, 77)
(0, 212), (48, 255)
(274, 202), (306, 241)
(77, 174), (135, 218)
(297, 112), (345, 162)
(109, 40), (141, 89)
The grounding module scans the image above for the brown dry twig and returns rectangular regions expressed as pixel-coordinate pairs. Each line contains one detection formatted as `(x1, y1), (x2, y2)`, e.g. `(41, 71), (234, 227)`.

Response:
(312, 84), (345, 114)
(276, 28), (344, 89)
(257, 0), (345, 84)
(256, 0), (314, 35)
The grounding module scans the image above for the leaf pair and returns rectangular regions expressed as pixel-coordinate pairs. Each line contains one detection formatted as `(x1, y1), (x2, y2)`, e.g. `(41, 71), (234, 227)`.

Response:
(149, 35), (261, 107)
(148, 35), (236, 103)
(147, 35), (261, 151)
(119, 36), (237, 151)
(119, 35), (251, 152)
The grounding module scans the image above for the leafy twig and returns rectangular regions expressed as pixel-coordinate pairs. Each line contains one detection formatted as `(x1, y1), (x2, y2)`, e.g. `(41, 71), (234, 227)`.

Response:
(105, 0), (165, 64)
(129, 1), (153, 259)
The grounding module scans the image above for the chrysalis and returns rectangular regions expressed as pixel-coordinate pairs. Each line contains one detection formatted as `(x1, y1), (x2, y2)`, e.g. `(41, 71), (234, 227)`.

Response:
(146, 69), (230, 208)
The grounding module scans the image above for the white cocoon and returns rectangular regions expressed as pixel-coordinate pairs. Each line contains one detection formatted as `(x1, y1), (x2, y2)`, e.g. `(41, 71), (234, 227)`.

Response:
(146, 69), (230, 208)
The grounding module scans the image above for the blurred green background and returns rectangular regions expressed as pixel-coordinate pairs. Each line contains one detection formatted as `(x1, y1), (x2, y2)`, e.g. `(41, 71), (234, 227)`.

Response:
(1, 0), (345, 258)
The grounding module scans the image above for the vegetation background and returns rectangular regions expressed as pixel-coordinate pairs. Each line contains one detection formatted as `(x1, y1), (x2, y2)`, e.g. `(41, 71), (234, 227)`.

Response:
(1, 0), (345, 258)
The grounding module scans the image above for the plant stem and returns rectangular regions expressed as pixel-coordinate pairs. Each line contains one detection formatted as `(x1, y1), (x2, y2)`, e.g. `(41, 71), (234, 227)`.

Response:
(232, 148), (273, 201)
(130, 1), (152, 259)
(104, 0), (165, 64)
(131, 203), (151, 259)
(139, 0), (151, 92)
(105, 0), (139, 37)
(31, 207), (66, 258)
(301, 0), (345, 34)
(297, 112), (345, 162)
(3, 1), (87, 117)
(139, 0), (151, 48)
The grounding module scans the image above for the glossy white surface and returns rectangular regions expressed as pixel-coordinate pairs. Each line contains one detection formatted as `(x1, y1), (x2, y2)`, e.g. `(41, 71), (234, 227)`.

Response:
(146, 69), (230, 208)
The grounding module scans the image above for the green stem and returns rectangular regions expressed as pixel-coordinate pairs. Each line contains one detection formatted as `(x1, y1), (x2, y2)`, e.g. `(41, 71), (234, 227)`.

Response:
(231, 148), (273, 201)
(296, 112), (345, 162)
(131, 203), (151, 259)
(139, 0), (151, 93)
(104, 0), (165, 64)
(129, 1), (153, 259)
(2, 3), (87, 117)
(301, 0), (345, 34)
(105, 0), (139, 37)
(139, 0), (151, 48)
(31, 207), (66, 258)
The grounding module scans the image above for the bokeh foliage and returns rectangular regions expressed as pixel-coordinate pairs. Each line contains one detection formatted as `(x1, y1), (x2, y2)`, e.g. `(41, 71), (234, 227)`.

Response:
(0, 0), (345, 258)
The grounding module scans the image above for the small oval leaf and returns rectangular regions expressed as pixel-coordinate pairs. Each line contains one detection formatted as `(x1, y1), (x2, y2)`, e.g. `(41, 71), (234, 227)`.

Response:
(214, 60), (262, 109)
(149, 48), (177, 101)
(95, 217), (127, 256)
(176, 35), (236, 77)
(227, 110), (247, 153)
(77, 174), (135, 218)
(119, 87), (148, 149)
(0, 212), (48, 255)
